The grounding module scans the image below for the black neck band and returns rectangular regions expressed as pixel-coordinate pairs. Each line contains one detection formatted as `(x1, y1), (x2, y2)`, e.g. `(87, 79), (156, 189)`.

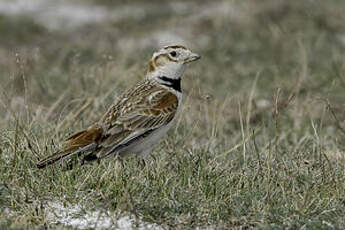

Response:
(158, 76), (181, 92)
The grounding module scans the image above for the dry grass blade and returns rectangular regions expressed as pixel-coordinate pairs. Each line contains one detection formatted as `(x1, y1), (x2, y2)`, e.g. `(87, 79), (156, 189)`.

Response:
(57, 97), (94, 132)
(1, 1), (345, 229)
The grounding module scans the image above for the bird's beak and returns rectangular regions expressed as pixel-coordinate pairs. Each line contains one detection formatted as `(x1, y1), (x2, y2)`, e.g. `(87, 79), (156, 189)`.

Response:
(185, 52), (201, 63)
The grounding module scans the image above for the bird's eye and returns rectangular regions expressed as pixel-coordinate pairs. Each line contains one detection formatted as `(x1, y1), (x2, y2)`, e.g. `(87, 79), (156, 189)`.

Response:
(170, 51), (177, 57)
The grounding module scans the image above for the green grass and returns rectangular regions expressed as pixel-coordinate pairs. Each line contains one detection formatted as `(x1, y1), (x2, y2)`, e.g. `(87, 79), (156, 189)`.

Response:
(0, 0), (345, 229)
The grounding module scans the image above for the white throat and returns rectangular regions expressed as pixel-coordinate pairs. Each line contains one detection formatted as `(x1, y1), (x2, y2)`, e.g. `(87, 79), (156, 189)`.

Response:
(147, 62), (186, 80)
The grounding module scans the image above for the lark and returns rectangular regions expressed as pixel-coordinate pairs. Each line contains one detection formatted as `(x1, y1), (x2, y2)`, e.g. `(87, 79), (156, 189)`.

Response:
(36, 45), (200, 169)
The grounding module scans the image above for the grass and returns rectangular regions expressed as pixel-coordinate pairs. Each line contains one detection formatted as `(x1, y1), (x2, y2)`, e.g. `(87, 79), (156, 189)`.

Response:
(0, 0), (345, 229)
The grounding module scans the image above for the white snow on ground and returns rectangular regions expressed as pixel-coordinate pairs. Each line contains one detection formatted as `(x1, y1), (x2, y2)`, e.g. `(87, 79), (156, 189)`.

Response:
(0, 0), (160, 30)
(0, 0), (245, 31)
(46, 201), (163, 230)
(0, 0), (107, 30)
(0, 0), (250, 51)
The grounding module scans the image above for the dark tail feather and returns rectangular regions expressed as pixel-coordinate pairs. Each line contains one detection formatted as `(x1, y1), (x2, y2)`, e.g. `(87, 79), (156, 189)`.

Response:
(36, 150), (73, 169)
(36, 125), (103, 169)
(36, 143), (98, 169)
(83, 152), (98, 162)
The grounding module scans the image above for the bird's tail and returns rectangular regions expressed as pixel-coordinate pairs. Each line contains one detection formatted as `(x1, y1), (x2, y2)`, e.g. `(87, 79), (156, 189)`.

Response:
(36, 124), (103, 169)
(36, 150), (74, 169)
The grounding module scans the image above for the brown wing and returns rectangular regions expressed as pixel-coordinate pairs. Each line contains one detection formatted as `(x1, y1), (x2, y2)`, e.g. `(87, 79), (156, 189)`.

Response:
(96, 81), (178, 158)
(116, 89), (178, 129)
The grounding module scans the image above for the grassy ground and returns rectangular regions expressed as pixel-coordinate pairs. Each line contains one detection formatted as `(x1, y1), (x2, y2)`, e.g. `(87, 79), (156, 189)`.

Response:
(0, 0), (345, 229)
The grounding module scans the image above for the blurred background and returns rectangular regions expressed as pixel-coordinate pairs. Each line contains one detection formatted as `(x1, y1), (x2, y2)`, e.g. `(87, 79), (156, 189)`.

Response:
(0, 0), (344, 149)
(1, 1), (345, 228)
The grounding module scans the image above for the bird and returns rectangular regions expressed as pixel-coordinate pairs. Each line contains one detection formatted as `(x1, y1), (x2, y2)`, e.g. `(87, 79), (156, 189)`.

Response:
(36, 45), (201, 169)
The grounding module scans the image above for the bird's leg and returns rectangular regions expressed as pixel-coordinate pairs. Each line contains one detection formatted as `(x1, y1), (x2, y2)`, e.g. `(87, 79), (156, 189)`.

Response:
(114, 154), (124, 168)
(138, 158), (147, 168)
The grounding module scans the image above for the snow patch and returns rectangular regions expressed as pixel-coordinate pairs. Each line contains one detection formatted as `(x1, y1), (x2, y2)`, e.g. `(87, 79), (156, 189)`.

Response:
(46, 201), (163, 230)
(0, 0), (107, 30)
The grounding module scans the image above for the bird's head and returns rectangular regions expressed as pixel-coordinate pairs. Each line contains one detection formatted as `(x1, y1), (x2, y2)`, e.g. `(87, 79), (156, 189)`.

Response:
(147, 45), (200, 79)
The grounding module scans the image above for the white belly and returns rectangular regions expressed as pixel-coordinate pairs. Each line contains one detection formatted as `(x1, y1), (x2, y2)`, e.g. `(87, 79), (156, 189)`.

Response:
(119, 122), (173, 158)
